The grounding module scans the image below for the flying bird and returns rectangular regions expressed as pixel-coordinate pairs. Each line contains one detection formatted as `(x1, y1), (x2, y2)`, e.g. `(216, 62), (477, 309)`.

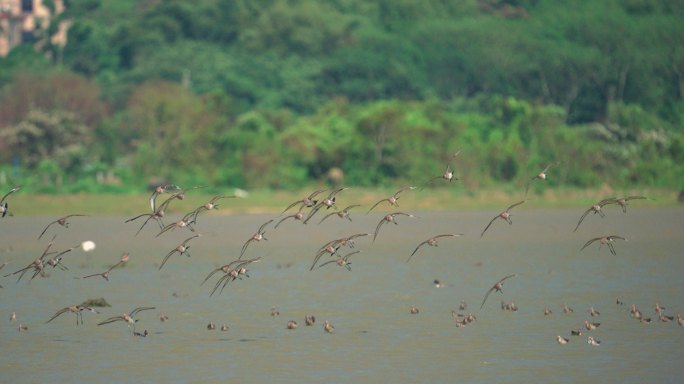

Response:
(573, 197), (618, 232)
(422, 151), (461, 188)
(46, 305), (99, 326)
(317, 250), (361, 271)
(303, 187), (349, 224)
(525, 164), (553, 196)
(366, 186), (415, 214)
(274, 207), (305, 229)
(373, 212), (416, 243)
(38, 214), (88, 240)
(613, 196), (648, 213)
(149, 184), (181, 212)
(407, 234), (464, 262)
(97, 306), (156, 333)
(480, 274), (517, 310)
(580, 235), (626, 256)
(480, 200), (526, 238)
(239, 219), (273, 259)
(159, 234), (201, 270)
(318, 204), (360, 224)
(281, 188), (329, 215)
(0, 185), (21, 218)
(191, 195), (235, 223)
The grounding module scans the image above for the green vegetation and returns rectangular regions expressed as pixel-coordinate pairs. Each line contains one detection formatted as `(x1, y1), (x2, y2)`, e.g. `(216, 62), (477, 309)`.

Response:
(1, 0), (683, 194)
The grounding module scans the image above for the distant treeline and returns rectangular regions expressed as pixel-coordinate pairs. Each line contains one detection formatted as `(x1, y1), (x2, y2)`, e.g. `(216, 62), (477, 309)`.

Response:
(0, 0), (682, 192)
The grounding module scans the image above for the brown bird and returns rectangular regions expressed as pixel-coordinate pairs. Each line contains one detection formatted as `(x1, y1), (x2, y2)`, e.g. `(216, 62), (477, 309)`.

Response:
(191, 195), (235, 223)
(156, 211), (197, 237)
(573, 197), (618, 232)
(366, 186), (416, 214)
(239, 219), (274, 259)
(613, 196), (648, 213)
(303, 187), (349, 224)
(319, 204), (360, 224)
(40, 244), (82, 275)
(37, 214), (88, 240)
(97, 306), (155, 333)
(4, 236), (58, 282)
(201, 259), (248, 287)
(159, 234), (201, 270)
(82, 252), (129, 281)
(524, 164), (553, 196)
(305, 315), (316, 326)
(125, 195), (176, 236)
(46, 305), (99, 326)
(281, 188), (329, 214)
(373, 212), (417, 243)
(287, 320), (298, 329)
(480, 274), (517, 310)
(210, 258), (261, 296)
(423, 151), (461, 188)
(580, 235), (627, 256)
(149, 184), (181, 212)
(323, 320), (334, 333)
(587, 336), (601, 346)
(480, 200), (526, 238)
(407, 234), (464, 262)
(275, 206), (305, 229)
(557, 335), (569, 345)
(317, 250), (361, 271)
(0, 185), (21, 218)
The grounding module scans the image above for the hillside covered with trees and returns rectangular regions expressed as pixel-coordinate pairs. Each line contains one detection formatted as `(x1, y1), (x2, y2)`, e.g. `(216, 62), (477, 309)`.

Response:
(0, 0), (683, 193)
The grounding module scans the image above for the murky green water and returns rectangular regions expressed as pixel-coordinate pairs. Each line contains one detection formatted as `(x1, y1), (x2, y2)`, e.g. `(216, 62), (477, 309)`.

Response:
(1, 207), (682, 383)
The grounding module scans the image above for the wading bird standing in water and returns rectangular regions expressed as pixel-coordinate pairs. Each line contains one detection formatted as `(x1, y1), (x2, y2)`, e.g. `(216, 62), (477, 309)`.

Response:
(480, 200), (526, 238)
(480, 274), (517, 310)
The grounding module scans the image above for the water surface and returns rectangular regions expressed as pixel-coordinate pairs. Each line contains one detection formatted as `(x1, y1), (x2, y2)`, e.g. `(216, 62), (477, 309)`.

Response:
(1, 207), (682, 383)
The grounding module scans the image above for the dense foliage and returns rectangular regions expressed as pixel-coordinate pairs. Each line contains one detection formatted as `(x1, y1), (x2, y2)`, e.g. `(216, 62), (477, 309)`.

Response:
(1, 0), (683, 193)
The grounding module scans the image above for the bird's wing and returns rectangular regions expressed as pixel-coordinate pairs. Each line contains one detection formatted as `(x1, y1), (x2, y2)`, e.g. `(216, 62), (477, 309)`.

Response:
(580, 237), (600, 252)
(0, 186), (21, 204)
(573, 208), (593, 232)
(507, 200), (527, 211)
(129, 307), (156, 317)
(480, 216), (499, 238)
(407, 241), (429, 262)
(318, 211), (337, 224)
(366, 199), (389, 214)
(480, 287), (496, 309)
(46, 307), (70, 323)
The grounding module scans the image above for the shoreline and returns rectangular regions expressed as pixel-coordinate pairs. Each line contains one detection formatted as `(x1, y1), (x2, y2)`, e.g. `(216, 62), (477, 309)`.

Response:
(5, 187), (679, 216)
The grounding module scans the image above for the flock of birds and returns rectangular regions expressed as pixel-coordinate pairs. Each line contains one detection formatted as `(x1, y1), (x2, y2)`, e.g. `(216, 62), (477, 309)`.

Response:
(0, 157), (680, 346)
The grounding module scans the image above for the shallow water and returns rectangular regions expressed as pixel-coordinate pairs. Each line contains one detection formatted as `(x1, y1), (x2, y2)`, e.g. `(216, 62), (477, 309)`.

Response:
(1, 207), (683, 383)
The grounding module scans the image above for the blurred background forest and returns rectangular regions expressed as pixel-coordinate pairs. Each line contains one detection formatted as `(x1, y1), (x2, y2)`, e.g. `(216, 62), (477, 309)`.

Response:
(1, 0), (683, 194)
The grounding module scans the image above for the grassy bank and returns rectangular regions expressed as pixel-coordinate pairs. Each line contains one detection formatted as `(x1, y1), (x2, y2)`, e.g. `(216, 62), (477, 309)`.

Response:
(6, 186), (679, 216)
